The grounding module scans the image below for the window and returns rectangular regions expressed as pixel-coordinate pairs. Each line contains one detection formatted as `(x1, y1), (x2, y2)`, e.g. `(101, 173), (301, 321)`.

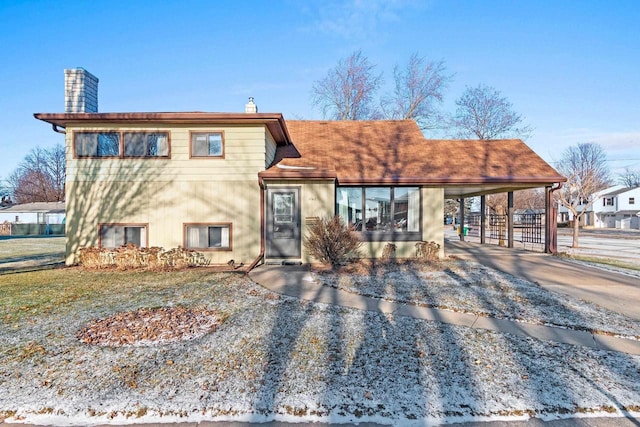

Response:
(74, 131), (170, 158)
(337, 186), (420, 240)
(99, 224), (147, 248)
(123, 132), (169, 157)
(191, 132), (224, 157)
(75, 132), (120, 157)
(630, 197), (635, 205)
(184, 223), (231, 250)
(603, 197), (614, 206)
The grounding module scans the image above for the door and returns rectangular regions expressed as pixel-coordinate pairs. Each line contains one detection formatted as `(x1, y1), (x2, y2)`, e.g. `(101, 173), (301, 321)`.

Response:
(266, 188), (301, 258)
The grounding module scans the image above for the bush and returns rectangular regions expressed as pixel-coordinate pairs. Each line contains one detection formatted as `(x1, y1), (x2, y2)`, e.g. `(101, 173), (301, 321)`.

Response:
(77, 245), (210, 270)
(304, 216), (362, 268)
(415, 241), (441, 262)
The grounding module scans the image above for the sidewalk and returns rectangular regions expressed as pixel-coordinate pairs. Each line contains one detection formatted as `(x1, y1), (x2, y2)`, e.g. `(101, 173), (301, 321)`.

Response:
(248, 261), (640, 356)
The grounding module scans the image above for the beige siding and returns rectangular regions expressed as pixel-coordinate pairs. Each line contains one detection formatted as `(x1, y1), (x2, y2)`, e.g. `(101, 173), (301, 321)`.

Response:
(265, 131), (277, 168)
(65, 123), (268, 264)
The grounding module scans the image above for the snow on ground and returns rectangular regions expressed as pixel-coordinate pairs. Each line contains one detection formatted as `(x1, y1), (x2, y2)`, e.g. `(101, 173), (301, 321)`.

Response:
(1, 270), (640, 425)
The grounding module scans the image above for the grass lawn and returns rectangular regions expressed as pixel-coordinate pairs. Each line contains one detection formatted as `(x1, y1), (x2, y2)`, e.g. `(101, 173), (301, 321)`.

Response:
(0, 236), (65, 272)
(1, 266), (639, 425)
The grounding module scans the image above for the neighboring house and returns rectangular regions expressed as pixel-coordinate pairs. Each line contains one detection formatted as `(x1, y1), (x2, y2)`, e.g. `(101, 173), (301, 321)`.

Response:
(0, 202), (66, 225)
(35, 69), (565, 265)
(558, 185), (640, 229)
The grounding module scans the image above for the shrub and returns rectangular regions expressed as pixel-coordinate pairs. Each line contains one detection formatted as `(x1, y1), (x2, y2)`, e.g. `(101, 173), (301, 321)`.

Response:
(381, 243), (396, 261)
(304, 216), (362, 268)
(77, 245), (210, 270)
(415, 241), (441, 262)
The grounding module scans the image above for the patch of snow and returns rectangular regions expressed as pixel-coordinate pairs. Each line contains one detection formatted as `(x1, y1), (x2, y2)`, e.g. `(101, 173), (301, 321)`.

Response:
(1, 273), (640, 425)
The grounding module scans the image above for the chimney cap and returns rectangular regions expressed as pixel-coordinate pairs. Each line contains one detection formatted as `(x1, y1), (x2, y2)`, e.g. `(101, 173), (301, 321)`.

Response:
(245, 97), (258, 113)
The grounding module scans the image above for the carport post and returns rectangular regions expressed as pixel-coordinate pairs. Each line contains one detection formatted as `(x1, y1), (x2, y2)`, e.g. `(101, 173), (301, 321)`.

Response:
(459, 198), (465, 242)
(507, 191), (514, 248)
(480, 195), (486, 244)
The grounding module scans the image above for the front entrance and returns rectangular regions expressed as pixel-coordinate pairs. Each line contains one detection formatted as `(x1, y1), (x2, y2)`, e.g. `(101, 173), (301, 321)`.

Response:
(266, 188), (301, 259)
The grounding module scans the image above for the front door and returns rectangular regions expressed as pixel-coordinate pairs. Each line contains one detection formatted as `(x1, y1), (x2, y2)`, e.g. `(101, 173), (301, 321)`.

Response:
(266, 188), (301, 258)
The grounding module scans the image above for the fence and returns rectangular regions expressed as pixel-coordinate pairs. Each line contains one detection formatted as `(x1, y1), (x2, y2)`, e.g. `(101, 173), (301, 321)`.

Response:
(0, 222), (65, 236)
(465, 213), (545, 246)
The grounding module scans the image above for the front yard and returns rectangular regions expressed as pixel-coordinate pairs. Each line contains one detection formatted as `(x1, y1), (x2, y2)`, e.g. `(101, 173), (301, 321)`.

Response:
(1, 265), (639, 425)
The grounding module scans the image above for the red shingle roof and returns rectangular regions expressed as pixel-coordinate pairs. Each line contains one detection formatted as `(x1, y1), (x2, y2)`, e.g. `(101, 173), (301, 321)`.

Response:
(259, 120), (565, 187)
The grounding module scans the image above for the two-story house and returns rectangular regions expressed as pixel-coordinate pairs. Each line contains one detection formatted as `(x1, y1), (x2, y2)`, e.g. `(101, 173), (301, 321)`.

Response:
(558, 185), (640, 229)
(35, 69), (566, 266)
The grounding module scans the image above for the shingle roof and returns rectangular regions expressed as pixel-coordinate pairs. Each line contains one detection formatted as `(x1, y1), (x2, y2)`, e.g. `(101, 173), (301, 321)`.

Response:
(260, 120), (565, 187)
(1, 202), (65, 213)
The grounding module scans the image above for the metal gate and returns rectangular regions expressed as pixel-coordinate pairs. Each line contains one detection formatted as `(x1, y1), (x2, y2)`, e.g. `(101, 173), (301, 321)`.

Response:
(520, 213), (543, 244)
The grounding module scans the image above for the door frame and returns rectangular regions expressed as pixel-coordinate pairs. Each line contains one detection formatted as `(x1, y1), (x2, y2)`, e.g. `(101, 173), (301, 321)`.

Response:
(265, 187), (301, 259)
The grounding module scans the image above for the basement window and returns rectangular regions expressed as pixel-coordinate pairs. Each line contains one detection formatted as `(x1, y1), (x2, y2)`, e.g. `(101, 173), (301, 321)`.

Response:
(99, 224), (148, 248)
(184, 223), (231, 250)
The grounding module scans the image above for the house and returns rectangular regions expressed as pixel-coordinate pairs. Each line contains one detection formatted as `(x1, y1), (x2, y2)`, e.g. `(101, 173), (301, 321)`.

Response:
(35, 68), (565, 266)
(0, 202), (66, 225)
(558, 185), (640, 229)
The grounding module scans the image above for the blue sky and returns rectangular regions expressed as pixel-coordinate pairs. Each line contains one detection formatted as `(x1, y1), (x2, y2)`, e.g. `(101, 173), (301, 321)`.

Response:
(1, 0), (639, 182)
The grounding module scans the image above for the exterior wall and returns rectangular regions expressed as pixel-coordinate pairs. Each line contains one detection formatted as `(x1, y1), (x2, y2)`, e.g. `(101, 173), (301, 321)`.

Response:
(0, 212), (39, 223)
(616, 188), (640, 211)
(265, 131), (277, 168)
(64, 123), (273, 265)
(264, 182), (445, 262)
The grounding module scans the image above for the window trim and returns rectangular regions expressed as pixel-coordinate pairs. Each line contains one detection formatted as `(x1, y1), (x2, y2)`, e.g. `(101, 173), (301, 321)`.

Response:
(183, 222), (233, 251)
(336, 186), (422, 242)
(73, 130), (171, 159)
(98, 223), (149, 248)
(189, 131), (225, 159)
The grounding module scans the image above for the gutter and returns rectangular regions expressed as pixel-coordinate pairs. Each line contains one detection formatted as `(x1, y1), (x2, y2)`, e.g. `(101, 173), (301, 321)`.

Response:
(246, 177), (266, 273)
(52, 124), (66, 134)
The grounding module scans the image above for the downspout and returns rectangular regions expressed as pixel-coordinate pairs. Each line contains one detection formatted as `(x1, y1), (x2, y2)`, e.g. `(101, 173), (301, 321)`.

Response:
(246, 177), (265, 273)
(52, 124), (66, 134)
(547, 182), (563, 254)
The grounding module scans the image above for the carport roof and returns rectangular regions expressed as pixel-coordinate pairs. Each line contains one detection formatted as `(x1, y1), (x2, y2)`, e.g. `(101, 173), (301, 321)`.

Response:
(259, 120), (566, 197)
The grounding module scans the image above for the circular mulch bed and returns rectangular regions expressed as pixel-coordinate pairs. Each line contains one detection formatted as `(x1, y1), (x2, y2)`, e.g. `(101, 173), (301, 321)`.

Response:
(77, 306), (223, 347)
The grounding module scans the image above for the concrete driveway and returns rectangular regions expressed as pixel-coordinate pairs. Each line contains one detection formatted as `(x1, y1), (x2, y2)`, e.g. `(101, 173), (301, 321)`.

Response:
(445, 238), (640, 321)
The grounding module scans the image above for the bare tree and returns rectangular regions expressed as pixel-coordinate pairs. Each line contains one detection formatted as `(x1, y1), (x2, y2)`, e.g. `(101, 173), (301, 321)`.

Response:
(311, 50), (383, 120)
(451, 84), (532, 140)
(381, 53), (451, 130)
(7, 144), (66, 203)
(555, 143), (611, 247)
(618, 167), (640, 187)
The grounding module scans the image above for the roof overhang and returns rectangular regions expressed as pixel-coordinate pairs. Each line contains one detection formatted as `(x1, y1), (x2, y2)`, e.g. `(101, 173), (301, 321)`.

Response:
(33, 112), (293, 145)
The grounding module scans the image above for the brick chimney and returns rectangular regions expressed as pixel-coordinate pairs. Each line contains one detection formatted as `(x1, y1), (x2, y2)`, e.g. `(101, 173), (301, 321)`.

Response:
(64, 68), (99, 113)
(245, 97), (258, 113)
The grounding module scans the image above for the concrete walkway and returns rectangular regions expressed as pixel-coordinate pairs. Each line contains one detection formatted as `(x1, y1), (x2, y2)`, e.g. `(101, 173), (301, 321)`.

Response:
(248, 253), (640, 356)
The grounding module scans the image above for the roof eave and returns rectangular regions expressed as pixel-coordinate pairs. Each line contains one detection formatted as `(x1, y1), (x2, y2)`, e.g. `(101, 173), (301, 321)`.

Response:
(33, 112), (292, 145)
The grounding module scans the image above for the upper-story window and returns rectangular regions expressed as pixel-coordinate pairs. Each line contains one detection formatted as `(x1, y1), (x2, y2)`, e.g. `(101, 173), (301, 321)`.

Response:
(124, 132), (169, 157)
(74, 131), (170, 158)
(603, 197), (614, 206)
(190, 132), (224, 158)
(75, 132), (120, 157)
(630, 197), (635, 205)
